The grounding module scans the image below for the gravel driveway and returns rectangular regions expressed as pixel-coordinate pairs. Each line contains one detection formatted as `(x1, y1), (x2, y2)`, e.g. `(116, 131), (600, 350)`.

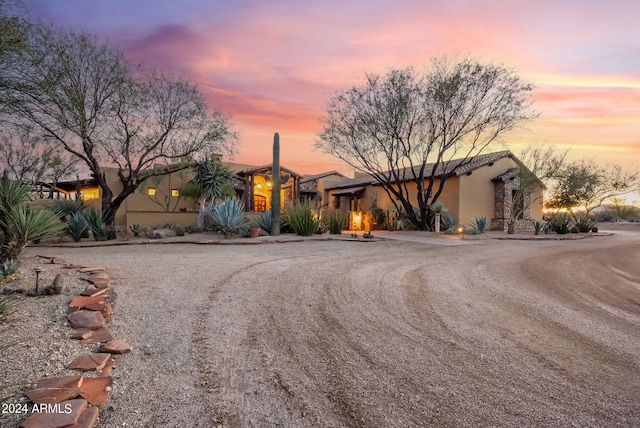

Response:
(30, 229), (640, 427)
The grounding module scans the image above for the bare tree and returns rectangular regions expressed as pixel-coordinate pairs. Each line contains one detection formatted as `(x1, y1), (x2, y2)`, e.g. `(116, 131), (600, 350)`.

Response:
(317, 57), (536, 230)
(0, 23), (236, 236)
(0, 128), (79, 194)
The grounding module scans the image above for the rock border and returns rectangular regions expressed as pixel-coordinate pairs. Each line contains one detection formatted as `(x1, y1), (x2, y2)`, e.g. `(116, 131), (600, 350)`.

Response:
(17, 256), (131, 428)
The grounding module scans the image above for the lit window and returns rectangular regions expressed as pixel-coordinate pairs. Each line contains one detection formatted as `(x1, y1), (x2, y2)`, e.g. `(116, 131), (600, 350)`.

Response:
(148, 188), (157, 196)
(171, 189), (180, 197)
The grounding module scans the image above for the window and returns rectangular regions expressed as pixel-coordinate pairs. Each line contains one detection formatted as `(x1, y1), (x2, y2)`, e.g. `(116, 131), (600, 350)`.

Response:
(254, 195), (267, 212)
(171, 189), (179, 197)
(147, 188), (157, 196)
(81, 187), (100, 201)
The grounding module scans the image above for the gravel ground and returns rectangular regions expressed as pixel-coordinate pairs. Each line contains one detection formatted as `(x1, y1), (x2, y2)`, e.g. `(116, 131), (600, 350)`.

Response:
(1, 225), (639, 427)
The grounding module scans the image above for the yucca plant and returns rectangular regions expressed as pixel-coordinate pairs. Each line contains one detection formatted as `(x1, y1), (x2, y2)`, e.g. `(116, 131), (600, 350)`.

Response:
(65, 212), (90, 242)
(470, 216), (487, 233)
(84, 208), (109, 241)
(325, 209), (347, 234)
(575, 214), (597, 233)
(1, 176), (63, 262)
(549, 213), (573, 234)
(2, 206), (63, 259)
(285, 202), (319, 236)
(46, 198), (86, 221)
(206, 197), (248, 238)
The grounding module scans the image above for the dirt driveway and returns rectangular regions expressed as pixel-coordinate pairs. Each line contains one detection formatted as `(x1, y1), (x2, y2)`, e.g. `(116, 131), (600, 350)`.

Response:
(40, 229), (640, 427)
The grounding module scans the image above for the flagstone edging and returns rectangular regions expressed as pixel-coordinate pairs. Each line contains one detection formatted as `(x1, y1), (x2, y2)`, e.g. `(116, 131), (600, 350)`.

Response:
(18, 257), (131, 428)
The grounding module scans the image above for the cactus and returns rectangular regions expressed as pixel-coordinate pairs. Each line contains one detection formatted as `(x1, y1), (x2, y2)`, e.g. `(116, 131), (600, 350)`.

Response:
(268, 132), (290, 236)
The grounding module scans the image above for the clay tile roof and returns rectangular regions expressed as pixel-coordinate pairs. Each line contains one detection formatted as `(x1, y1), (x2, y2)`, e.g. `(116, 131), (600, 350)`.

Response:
(325, 150), (514, 190)
(491, 168), (520, 182)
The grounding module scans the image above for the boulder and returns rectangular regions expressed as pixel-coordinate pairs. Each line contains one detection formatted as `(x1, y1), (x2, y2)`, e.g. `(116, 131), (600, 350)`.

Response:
(151, 228), (175, 239)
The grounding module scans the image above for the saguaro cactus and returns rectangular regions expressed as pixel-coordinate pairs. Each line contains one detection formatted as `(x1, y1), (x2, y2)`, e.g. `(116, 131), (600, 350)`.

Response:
(265, 132), (290, 236)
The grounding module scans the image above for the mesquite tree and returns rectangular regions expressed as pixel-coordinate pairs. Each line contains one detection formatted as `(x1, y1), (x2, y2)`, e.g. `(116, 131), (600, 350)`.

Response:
(317, 57), (537, 230)
(0, 23), (236, 237)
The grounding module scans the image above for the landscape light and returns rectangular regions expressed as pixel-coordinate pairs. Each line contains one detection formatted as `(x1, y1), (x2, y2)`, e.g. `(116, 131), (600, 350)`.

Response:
(33, 267), (44, 293)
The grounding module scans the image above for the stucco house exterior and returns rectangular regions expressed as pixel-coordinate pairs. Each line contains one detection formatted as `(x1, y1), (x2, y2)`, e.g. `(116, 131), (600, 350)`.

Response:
(44, 151), (542, 232)
(322, 151), (544, 231)
(46, 160), (342, 229)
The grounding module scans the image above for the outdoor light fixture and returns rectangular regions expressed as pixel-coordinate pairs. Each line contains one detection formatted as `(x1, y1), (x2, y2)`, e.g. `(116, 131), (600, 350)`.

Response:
(458, 226), (464, 239)
(33, 267), (44, 293)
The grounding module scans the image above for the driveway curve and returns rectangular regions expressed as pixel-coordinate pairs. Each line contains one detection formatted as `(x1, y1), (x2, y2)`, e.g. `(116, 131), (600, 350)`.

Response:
(43, 232), (640, 427)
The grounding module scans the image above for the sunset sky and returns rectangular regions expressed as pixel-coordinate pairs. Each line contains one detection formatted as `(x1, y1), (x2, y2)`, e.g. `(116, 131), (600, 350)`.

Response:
(31, 0), (640, 177)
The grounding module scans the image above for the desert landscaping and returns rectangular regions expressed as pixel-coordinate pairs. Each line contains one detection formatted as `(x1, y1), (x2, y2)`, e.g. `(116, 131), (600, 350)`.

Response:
(1, 223), (639, 427)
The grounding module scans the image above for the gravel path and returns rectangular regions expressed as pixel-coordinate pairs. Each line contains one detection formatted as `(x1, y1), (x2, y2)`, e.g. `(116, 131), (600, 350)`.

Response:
(3, 228), (639, 427)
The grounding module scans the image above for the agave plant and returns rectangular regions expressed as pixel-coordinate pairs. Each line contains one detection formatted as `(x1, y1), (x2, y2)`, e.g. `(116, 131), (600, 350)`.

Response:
(84, 208), (110, 241)
(470, 216), (487, 233)
(255, 210), (273, 233)
(206, 197), (248, 238)
(65, 212), (90, 242)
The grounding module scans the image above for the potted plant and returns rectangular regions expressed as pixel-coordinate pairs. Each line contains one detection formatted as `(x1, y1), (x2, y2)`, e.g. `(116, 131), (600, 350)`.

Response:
(248, 226), (261, 238)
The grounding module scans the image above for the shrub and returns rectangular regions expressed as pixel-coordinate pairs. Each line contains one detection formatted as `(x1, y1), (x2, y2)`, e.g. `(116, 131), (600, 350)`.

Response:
(206, 197), (248, 238)
(239, 224), (250, 237)
(575, 215), (597, 233)
(325, 209), (347, 234)
(593, 210), (616, 222)
(173, 224), (185, 236)
(186, 225), (203, 234)
(534, 220), (543, 235)
(47, 199), (86, 221)
(470, 216), (487, 233)
(64, 212), (89, 242)
(548, 213), (573, 234)
(570, 226), (579, 233)
(129, 224), (143, 237)
(0, 259), (21, 278)
(285, 203), (319, 236)
(84, 208), (109, 241)
(430, 202), (448, 213)
(444, 228), (458, 235)
(440, 214), (455, 231)
(592, 226), (598, 233)
(465, 228), (482, 235)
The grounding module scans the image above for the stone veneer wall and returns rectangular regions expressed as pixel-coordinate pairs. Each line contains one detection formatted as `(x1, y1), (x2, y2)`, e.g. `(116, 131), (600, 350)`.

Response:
(491, 177), (534, 231)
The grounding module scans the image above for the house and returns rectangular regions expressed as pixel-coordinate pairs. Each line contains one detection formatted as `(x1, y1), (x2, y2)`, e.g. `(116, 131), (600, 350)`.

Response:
(45, 161), (344, 229)
(322, 151), (543, 231)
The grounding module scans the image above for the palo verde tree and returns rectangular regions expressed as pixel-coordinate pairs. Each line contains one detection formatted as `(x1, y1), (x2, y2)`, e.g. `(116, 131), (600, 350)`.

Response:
(506, 145), (566, 234)
(317, 57), (536, 230)
(0, 22), (236, 237)
(546, 159), (639, 218)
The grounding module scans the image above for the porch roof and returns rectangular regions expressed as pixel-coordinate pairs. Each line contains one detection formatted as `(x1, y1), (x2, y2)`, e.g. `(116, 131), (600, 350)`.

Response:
(236, 164), (302, 178)
(332, 186), (366, 197)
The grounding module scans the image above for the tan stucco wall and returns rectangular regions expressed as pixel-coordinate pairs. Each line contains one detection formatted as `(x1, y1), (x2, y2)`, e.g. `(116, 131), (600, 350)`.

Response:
(458, 156), (517, 226)
(125, 211), (198, 229)
(327, 176), (461, 223)
(530, 188), (544, 221)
